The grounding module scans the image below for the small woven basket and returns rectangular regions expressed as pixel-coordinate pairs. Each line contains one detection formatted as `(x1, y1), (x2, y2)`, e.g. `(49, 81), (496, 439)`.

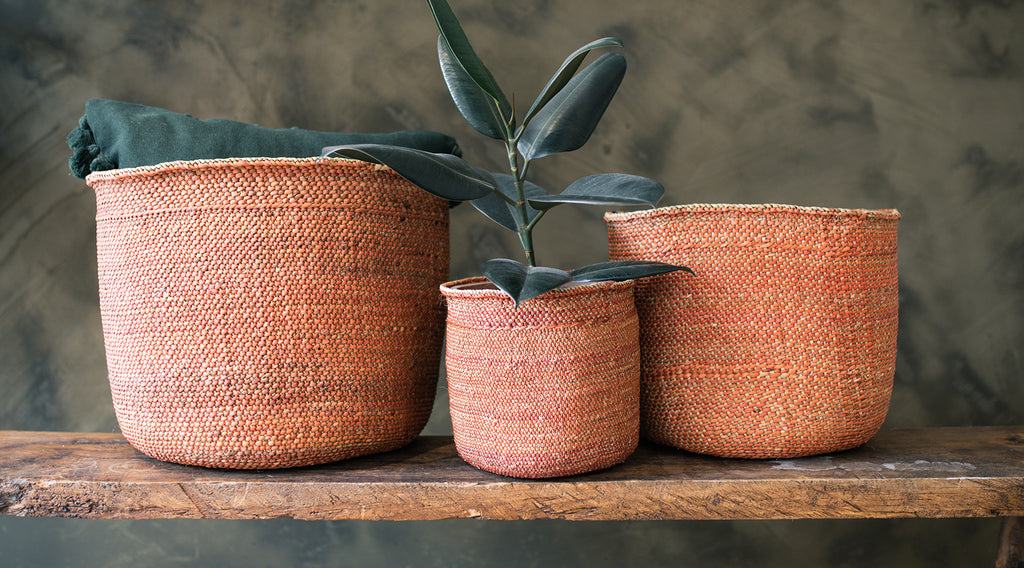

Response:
(605, 204), (900, 458)
(441, 278), (640, 478)
(88, 157), (448, 469)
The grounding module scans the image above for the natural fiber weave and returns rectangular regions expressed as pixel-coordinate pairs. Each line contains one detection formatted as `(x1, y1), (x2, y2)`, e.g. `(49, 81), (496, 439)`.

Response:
(87, 157), (449, 469)
(605, 204), (900, 458)
(441, 278), (640, 478)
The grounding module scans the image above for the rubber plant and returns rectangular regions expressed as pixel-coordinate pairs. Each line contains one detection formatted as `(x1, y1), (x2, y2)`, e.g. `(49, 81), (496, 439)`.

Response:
(323, 0), (690, 305)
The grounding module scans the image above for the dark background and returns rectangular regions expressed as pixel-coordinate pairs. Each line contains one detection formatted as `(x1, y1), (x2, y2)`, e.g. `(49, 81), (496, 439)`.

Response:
(2, 0), (1022, 566)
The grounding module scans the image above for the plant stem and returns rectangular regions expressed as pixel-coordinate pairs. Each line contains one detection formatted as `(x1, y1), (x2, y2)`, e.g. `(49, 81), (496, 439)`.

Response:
(519, 225), (536, 267)
(505, 138), (536, 267)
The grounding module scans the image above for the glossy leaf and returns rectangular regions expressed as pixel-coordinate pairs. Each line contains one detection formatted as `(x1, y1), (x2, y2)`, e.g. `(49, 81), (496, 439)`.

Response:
(321, 144), (494, 201)
(528, 173), (664, 211)
(471, 174), (548, 231)
(438, 36), (509, 140)
(569, 260), (693, 283)
(483, 258), (572, 307)
(427, 0), (512, 127)
(517, 52), (627, 162)
(519, 37), (624, 131)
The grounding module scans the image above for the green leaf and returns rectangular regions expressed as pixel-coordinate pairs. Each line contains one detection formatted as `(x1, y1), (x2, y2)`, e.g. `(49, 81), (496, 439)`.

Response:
(470, 174), (548, 231)
(517, 52), (627, 162)
(519, 37), (624, 131)
(570, 260), (693, 283)
(321, 144), (494, 201)
(482, 258), (572, 307)
(528, 173), (664, 211)
(438, 36), (509, 140)
(427, 0), (512, 128)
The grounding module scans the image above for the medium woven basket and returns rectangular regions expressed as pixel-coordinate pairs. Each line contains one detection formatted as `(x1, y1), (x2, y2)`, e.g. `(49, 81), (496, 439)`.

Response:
(441, 278), (640, 478)
(87, 157), (449, 469)
(605, 204), (900, 458)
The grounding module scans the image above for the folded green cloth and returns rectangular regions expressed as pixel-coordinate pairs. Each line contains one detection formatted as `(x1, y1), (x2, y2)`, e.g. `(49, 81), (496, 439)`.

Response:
(68, 99), (461, 179)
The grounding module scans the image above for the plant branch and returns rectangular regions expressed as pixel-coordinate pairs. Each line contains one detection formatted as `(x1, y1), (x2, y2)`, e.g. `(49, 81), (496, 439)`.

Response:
(525, 208), (547, 232)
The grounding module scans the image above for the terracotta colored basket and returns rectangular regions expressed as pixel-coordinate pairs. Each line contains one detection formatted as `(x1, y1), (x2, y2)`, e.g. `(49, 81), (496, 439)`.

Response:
(440, 278), (640, 478)
(605, 204), (900, 458)
(87, 157), (449, 469)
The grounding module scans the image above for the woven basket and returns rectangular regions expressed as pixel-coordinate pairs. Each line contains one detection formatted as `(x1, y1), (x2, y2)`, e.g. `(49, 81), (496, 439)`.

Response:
(605, 204), (900, 458)
(87, 157), (449, 469)
(440, 278), (640, 478)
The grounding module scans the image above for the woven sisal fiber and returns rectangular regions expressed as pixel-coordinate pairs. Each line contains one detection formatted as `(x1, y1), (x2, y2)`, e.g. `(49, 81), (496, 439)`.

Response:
(605, 204), (900, 459)
(87, 157), (449, 469)
(441, 278), (641, 478)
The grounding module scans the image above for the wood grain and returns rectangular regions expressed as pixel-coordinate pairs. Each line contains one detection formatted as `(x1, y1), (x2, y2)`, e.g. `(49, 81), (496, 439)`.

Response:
(2, 427), (1022, 521)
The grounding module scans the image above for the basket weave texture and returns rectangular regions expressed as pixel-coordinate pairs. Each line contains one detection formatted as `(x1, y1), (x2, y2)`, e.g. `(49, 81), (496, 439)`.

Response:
(605, 204), (900, 458)
(441, 278), (640, 478)
(87, 157), (448, 469)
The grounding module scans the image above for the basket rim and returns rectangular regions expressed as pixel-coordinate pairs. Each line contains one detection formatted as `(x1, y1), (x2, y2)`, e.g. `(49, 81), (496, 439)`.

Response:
(605, 203), (901, 222)
(84, 156), (386, 183)
(440, 276), (633, 302)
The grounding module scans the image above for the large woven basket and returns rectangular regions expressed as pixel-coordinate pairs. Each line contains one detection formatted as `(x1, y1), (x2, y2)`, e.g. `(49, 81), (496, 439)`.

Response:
(441, 278), (640, 478)
(605, 204), (900, 458)
(87, 157), (449, 469)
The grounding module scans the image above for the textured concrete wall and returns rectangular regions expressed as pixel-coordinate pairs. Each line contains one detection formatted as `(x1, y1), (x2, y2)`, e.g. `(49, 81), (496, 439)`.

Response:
(2, 0), (1022, 566)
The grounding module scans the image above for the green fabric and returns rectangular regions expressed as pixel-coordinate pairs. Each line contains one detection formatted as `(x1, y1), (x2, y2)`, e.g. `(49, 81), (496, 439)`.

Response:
(68, 99), (461, 179)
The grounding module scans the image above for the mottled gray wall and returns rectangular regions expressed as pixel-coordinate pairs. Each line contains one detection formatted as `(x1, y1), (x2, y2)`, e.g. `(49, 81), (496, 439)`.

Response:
(1, 0), (1021, 566)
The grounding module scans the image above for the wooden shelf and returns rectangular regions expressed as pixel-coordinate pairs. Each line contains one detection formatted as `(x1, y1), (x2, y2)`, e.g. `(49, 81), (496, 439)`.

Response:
(2, 426), (1022, 522)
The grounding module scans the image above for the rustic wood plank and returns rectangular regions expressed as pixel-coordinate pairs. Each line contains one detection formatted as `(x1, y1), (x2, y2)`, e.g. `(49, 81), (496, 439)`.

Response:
(2, 427), (1022, 521)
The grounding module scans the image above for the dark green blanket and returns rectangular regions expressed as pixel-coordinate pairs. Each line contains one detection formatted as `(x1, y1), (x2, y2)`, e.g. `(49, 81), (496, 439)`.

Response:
(68, 99), (461, 179)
